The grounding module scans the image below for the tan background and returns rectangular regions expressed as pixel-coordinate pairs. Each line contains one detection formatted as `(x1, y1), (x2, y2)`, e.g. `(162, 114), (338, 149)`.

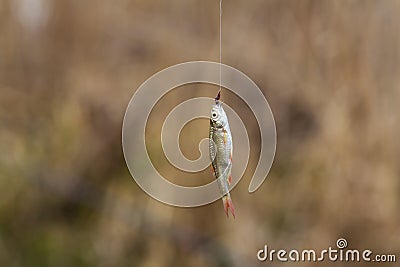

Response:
(1, 0), (399, 266)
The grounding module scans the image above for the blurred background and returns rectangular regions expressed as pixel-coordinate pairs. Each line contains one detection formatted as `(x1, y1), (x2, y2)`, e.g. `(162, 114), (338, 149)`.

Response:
(1, 0), (400, 266)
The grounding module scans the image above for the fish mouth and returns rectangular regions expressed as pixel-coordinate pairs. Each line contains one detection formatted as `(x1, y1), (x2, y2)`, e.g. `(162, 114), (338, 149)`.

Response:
(215, 91), (221, 102)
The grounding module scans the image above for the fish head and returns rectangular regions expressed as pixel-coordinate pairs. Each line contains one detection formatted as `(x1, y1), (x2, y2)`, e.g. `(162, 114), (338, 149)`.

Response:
(210, 101), (228, 128)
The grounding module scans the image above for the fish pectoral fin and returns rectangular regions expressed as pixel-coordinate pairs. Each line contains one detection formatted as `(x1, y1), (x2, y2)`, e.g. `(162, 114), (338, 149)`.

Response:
(210, 166), (216, 178)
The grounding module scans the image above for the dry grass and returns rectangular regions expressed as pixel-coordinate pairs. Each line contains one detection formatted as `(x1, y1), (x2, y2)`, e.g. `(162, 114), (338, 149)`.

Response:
(0, 0), (399, 266)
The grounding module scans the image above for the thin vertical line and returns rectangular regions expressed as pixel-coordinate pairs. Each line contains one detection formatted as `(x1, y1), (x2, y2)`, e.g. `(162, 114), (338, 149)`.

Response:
(219, 0), (222, 92)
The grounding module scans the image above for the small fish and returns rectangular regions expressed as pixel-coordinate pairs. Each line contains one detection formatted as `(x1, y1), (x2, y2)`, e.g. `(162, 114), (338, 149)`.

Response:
(209, 91), (235, 218)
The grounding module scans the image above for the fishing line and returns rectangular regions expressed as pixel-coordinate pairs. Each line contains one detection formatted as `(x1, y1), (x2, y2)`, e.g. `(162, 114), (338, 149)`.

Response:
(217, 0), (222, 101)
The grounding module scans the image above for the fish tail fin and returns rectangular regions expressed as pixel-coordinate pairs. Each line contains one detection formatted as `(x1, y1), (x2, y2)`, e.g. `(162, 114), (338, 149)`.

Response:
(222, 195), (235, 219)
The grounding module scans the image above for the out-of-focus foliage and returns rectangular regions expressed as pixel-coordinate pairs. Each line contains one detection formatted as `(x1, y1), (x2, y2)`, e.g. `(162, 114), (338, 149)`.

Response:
(1, 0), (399, 266)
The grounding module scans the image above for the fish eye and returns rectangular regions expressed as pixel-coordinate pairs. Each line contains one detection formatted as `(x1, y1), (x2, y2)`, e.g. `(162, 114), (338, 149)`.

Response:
(212, 112), (217, 118)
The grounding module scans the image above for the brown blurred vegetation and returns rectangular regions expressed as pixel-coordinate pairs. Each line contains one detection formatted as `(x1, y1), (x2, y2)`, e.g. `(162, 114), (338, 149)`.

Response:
(1, 0), (400, 266)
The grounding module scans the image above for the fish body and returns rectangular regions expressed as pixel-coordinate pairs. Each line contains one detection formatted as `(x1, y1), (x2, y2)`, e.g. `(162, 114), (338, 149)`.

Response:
(209, 96), (235, 218)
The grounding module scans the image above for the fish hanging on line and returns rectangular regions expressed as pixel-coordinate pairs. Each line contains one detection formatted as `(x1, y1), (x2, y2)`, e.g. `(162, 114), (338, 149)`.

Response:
(209, 91), (235, 218)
